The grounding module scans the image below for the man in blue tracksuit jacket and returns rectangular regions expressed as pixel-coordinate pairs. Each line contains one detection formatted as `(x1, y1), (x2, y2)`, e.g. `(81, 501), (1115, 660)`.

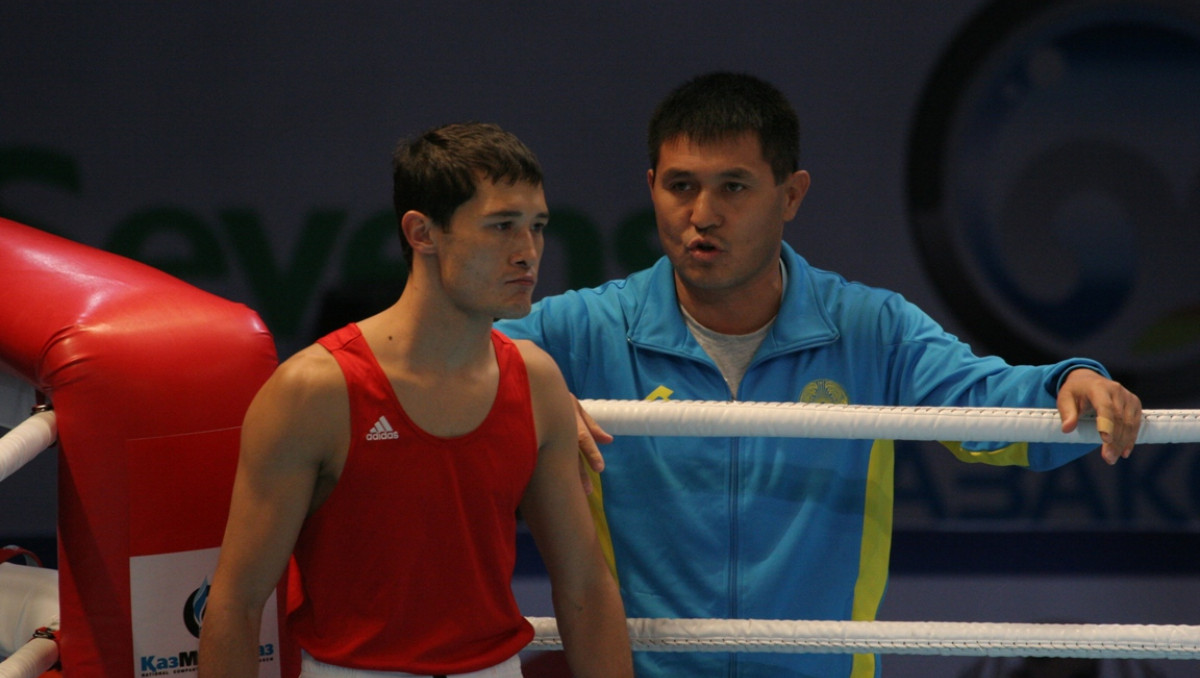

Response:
(496, 72), (1142, 677)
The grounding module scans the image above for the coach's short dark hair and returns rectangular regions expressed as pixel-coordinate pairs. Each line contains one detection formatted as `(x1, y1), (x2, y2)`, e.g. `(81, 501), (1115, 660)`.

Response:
(648, 72), (800, 183)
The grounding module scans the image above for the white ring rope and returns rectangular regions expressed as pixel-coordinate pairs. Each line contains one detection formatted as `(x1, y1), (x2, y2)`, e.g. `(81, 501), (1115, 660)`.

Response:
(0, 411), (56, 484)
(579, 399), (1200, 444)
(1, 403), (1194, 664)
(0, 415), (58, 678)
(526, 617), (1200, 659)
(557, 400), (1200, 661)
(0, 564), (58, 678)
(0, 637), (58, 678)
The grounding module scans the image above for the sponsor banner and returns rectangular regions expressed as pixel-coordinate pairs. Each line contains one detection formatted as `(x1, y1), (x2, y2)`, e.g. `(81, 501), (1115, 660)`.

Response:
(130, 548), (279, 678)
(908, 0), (1200, 405)
(894, 440), (1200, 529)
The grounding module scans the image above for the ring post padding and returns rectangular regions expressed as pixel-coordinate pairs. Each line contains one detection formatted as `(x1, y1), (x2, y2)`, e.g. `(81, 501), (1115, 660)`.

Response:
(0, 219), (294, 677)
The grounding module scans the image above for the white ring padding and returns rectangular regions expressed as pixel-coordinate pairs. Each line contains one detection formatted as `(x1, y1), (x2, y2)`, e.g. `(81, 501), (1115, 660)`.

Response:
(0, 411), (56, 484)
(0, 564), (58, 657)
(525, 617), (1200, 659)
(0, 637), (59, 678)
(579, 400), (1200, 444)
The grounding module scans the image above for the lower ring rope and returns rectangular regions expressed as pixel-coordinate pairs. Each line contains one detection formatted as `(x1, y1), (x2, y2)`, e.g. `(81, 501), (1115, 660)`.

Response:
(526, 618), (1200, 659)
(579, 400), (1200, 444)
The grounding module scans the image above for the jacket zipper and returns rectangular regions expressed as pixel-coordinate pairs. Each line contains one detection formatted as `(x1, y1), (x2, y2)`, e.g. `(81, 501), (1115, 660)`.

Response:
(728, 386), (740, 677)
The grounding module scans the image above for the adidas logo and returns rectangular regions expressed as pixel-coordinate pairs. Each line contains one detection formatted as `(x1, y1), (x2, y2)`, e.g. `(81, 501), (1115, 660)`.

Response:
(365, 416), (400, 441)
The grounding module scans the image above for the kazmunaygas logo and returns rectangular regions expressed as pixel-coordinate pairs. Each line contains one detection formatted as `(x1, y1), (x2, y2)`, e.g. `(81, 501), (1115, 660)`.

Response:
(183, 577), (209, 639)
(908, 0), (1200, 404)
(131, 550), (280, 678)
(138, 577), (276, 675)
(137, 577), (212, 675)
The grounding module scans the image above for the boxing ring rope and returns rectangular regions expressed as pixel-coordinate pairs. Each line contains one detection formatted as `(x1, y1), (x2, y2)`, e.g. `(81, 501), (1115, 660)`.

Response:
(525, 617), (1200, 659)
(4, 399), (1200, 668)
(521, 399), (1200, 661)
(577, 399), (1200, 444)
(0, 412), (60, 676)
(0, 410), (56, 484)
(0, 563), (58, 678)
(0, 637), (57, 678)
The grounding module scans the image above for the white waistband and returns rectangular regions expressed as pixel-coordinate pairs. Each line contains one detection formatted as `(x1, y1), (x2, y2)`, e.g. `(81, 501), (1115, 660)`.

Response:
(300, 651), (522, 678)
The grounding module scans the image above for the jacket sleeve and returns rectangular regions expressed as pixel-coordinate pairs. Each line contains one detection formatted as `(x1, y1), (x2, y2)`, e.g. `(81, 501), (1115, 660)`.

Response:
(877, 292), (1107, 470)
(495, 293), (589, 393)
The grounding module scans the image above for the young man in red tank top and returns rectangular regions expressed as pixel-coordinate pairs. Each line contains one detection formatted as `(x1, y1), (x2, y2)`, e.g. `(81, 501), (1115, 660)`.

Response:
(200, 123), (633, 678)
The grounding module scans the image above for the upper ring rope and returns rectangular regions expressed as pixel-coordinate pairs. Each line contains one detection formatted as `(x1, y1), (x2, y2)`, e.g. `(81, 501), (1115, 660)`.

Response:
(579, 400), (1200, 444)
(0, 411), (56, 484)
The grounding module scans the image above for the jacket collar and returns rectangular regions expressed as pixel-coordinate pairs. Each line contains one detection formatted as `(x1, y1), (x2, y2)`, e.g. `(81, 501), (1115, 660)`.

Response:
(627, 242), (840, 358)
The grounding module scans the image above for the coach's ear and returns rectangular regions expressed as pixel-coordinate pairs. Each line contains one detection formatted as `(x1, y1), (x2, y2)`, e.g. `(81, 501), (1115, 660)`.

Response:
(401, 210), (438, 257)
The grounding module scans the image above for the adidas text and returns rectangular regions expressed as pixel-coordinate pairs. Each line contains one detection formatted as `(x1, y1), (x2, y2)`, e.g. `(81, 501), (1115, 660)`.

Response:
(366, 416), (400, 441)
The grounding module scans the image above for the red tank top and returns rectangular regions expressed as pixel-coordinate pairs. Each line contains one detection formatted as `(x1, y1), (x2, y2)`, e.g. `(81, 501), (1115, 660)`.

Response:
(287, 324), (538, 673)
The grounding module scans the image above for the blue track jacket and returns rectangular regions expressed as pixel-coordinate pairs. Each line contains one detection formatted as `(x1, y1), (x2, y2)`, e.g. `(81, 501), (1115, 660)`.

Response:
(496, 244), (1105, 677)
